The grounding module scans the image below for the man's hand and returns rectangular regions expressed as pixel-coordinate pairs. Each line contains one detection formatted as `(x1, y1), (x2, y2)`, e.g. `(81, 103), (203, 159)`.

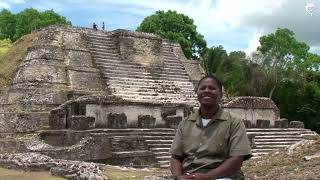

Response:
(177, 173), (211, 180)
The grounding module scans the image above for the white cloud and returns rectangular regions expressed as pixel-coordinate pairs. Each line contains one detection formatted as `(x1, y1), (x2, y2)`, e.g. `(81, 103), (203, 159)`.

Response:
(10, 0), (320, 54)
(0, 2), (10, 9)
(11, 0), (26, 4)
(245, 30), (264, 55)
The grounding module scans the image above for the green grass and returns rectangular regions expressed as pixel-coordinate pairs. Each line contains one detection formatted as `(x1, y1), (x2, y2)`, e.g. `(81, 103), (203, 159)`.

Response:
(242, 139), (320, 180)
(0, 167), (65, 180)
(0, 33), (39, 89)
(104, 165), (170, 180)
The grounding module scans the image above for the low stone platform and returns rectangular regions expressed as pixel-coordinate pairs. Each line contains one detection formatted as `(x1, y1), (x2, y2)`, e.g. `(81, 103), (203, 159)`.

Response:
(0, 152), (107, 179)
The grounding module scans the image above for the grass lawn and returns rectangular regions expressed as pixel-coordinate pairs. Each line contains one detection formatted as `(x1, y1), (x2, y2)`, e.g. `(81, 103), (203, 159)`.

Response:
(0, 167), (64, 180)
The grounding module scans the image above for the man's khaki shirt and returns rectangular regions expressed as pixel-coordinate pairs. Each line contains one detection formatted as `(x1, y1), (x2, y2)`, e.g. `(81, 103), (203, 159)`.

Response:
(170, 107), (252, 174)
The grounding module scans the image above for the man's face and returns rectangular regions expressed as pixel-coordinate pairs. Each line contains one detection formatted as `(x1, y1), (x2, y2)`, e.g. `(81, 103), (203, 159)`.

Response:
(197, 78), (221, 107)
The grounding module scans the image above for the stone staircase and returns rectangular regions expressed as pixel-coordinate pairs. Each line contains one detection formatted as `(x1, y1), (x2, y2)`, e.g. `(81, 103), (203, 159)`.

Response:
(102, 128), (175, 168)
(86, 32), (198, 105)
(0, 133), (36, 153)
(247, 128), (318, 158)
(101, 128), (318, 168)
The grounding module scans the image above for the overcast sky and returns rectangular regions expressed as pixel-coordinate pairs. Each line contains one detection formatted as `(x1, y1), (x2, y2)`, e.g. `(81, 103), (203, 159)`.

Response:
(1, 0), (320, 55)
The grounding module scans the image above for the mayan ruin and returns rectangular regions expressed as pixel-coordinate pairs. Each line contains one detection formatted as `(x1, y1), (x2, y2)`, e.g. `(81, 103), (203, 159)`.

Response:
(0, 25), (318, 179)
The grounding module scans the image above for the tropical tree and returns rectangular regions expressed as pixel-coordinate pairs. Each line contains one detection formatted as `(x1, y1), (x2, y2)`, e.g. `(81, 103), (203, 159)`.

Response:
(137, 10), (206, 59)
(0, 8), (71, 42)
(256, 28), (310, 98)
(0, 9), (16, 40)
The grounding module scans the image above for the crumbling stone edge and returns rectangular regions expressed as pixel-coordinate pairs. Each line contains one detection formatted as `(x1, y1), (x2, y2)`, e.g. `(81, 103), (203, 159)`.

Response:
(0, 152), (107, 180)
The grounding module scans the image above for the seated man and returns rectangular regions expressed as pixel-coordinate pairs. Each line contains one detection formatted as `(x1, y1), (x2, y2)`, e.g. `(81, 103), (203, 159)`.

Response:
(170, 75), (252, 180)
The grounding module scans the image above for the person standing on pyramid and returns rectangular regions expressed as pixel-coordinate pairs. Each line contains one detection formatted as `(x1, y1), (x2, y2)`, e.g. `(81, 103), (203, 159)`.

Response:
(102, 21), (105, 31)
(93, 22), (98, 31)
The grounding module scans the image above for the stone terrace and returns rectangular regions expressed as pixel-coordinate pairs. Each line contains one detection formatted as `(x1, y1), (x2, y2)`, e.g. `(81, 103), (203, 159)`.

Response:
(86, 30), (199, 106)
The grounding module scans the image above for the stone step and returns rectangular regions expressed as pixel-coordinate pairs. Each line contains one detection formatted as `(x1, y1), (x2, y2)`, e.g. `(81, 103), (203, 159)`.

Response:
(93, 128), (176, 133)
(153, 152), (171, 156)
(105, 77), (193, 85)
(93, 54), (120, 60)
(150, 147), (170, 152)
(101, 70), (190, 80)
(247, 131), (301, 136)
(148, 144), (172, 148)
(108, 86), (194, 95)
(251, 148), (276, 153)
(158, 160), (170, 166)
(89, 41), (114, 47)
(108, 82), (195, 90)
(96, 59), (186, 71)
(155, 156), (171, 161)
(111, 93), (198, 103)
(252, 152), (270, 157)
(109, 132), (176, 136)
(96, 60), (184, 70)
(100, 66), (189, 77)
(87, 32), (112, 37)
(111, 91), (196, 99)
(254, 138), (302, 142)
(246, 128), (312, 132)
(110, 85), (195, 93)
(163, 55), (179, 60)
(95, 61), (188, 73)
(254, 141), (296, 145)
(87, 34), (113, 41)
(104, 75), (190, 84)
(90, 50), (119, 58)
(143, 136), (175, 140)
(163, 61), (185, 68)
(110, 97), (197, 105)
(90, 47), (118, 54)
(88, 38), (113, 45)
(254, 135), (303, 139)
(254, 145), (289, 149)
(89, 43), (117, 50)
(146, 140), (174, 144)
(110, 134), (176, 139)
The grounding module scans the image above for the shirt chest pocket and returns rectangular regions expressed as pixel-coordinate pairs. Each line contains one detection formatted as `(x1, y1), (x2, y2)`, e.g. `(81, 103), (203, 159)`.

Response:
(203, 129), (230, 156)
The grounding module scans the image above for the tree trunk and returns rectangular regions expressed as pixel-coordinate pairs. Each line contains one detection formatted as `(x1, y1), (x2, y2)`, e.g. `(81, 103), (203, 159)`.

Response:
(269, 85), (276, 99)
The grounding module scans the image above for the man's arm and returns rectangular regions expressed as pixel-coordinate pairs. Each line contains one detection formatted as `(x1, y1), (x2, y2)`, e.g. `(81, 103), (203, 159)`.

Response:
(205, 156), (243, 179)
(189, 156), (244, 180)
(170, 156), (183, 176)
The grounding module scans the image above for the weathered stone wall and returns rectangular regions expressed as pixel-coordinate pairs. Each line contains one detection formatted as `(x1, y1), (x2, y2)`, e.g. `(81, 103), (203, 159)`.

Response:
(226, 108), (277, 126)
(171, 42), (205, 87)
(113, 29), (163, 66)
(86, 103), (186, 128)
(26, 131), (112, 161)
(0, 26), (106, 133)
(223, 96), (280, 127)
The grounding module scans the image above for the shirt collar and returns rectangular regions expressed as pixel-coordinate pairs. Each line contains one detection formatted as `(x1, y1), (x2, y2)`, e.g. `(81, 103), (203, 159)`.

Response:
(187, 106), (228, 127)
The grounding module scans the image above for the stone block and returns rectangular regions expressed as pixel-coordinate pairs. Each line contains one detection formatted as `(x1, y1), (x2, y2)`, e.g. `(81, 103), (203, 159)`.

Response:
(0, 113), (49, 133)
(107, 113), (127, 128)
(138, 115), (156, 128)
(256, 119), (270, 128)
(289, 121), (305, 128)
(274, 118), (289, 128)
(49, 108), (67, 129)
(165, 115), (182, 128)
(243, 120), (252, 128)
(161, 109), (176, 118)
(69, 116), (95, 130)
